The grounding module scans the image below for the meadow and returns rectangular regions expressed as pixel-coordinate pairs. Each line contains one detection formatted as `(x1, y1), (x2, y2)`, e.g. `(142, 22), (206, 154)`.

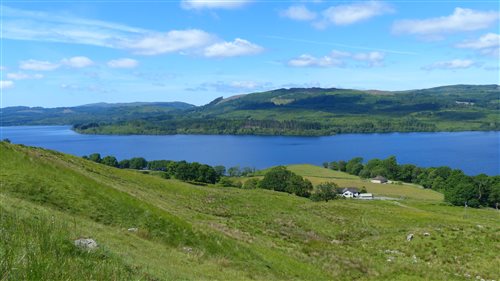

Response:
(1, 142), (498, 280)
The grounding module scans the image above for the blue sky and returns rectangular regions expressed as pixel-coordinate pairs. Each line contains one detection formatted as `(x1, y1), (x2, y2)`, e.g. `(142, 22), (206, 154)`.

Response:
(1, 0), (499, 107)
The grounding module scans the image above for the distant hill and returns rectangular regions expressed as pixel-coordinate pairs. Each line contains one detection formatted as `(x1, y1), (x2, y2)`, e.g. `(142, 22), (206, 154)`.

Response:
(1, 101), (194, 126)
(1, 142), (499, 280)
(77, 84), (500, 135)
(2, 84), (499, 135)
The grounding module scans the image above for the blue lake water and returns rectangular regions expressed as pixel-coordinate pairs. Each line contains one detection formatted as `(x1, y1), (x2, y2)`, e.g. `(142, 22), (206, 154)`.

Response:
(1, 126), (499, 175)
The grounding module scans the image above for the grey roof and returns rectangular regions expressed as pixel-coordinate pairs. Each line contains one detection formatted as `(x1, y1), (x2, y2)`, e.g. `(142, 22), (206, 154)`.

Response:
(372, 176), (388, 181)
(342, 187), (360, 193)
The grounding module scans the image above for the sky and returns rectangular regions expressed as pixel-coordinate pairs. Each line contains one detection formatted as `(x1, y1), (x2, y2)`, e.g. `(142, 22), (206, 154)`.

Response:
(0, 0), (499, 107)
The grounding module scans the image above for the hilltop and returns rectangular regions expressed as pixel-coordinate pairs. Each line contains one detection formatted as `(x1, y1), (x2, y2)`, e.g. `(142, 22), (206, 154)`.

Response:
(1, 142), (499, 280)
(2, 84), (499, 135)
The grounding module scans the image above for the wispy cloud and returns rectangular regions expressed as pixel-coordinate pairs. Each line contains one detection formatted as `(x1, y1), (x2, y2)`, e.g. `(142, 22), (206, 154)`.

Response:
(265, 35), (417, 56)
(280, 5), (317, 21)
(107, 58), (139, 69)
(393, 8), (499, 39)
(19, 57), (94, 71)
(3, 6), (260, 58)
(0, 80), (14, 89)
(422, 59), (477, 70)
(203, 38), (264, 58)
(19, 60), (60, 71)
(6, 72), (43, 80)
(181, 0), (252, 10)
(456, 33), (500, 57)
(288, 49), (385, 68)
(187, 80), (272, 93)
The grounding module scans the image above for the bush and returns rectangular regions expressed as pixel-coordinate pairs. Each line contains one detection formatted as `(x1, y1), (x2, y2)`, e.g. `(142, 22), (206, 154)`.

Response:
(243, 178), (260, 189)
(311, 182), (338, 202)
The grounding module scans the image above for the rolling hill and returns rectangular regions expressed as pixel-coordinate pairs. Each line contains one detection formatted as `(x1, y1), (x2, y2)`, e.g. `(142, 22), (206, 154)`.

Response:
(74, 84), (500, 135)
(1, 142), (499, 280)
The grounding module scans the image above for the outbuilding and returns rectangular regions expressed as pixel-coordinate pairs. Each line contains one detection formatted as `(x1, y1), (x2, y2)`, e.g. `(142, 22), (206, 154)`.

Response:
(358, 193), (373, 200)
(371, 176), (388, 184)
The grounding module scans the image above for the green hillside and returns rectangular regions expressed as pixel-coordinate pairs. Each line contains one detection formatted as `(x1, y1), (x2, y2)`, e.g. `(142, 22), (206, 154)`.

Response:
(1, 142), (499, 280)
(74, 84), (500, 136)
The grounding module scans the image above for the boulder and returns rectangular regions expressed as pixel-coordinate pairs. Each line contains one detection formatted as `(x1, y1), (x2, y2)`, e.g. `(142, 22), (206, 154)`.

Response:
(423, 232), (430, 236)
(74, 238), (98, 251)
(406, 233), (414, 241)
(128, 228), (138, 232)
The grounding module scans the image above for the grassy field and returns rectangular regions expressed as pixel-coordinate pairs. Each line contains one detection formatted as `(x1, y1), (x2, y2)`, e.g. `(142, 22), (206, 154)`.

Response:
(1, 142), (499, 280)
(286, 164), (444, 201)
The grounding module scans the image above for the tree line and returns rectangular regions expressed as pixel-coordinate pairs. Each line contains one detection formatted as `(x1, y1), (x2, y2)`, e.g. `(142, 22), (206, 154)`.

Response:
(82, 153), (257, 185)
(323, 156), (500, 208)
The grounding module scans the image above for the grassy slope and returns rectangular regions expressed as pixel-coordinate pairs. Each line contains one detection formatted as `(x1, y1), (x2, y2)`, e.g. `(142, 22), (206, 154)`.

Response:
(1, 143), (499, 280)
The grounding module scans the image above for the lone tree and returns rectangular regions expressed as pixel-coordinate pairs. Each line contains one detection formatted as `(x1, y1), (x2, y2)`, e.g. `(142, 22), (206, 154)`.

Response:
(259, 166), (312, 197)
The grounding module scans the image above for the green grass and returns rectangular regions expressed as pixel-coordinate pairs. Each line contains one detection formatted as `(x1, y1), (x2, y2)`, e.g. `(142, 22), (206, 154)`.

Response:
(1, 142), (499, 280)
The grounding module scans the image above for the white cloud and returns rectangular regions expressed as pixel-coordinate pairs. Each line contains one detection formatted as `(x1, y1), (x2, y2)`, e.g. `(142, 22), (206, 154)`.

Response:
(61, 56), (94, 68)
(281, 5), (317, 21)
(6, 72), (43, 80)
(456, 33), (500, 57)
(107, 58), (139, 68)
(288, 54), (343, 67)
(124, 29), (215, 55)
(181, 0), (251, 10)
(3, 6), (258, 58)
(352, 51), (385, 66)
(321, 1), (393, 26)
(288, 49), (385, 67)
(0, 80), (14, 89)
(203, 38), (264, 57)
(19, 60), (60, 71)
(423, 59), (477, 70)
(393, 8), (499, 37)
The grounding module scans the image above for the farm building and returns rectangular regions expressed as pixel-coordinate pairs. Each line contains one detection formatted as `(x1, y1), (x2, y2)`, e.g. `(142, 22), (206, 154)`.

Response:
(371, 176), (388, 184)
(342, 188), (360, 198)
(358, 193), (373, 200)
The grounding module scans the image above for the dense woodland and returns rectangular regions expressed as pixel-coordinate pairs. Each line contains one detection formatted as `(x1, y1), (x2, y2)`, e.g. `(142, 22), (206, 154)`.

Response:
(81, 151), (500, 208)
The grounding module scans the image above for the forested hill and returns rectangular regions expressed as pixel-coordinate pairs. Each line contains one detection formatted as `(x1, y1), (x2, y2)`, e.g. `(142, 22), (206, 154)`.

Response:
(1, 101), (194, 126)
(3, 84), (500, 135)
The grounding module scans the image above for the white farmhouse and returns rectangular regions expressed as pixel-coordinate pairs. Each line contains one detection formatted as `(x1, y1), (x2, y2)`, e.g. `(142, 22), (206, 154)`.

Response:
(342, 188), (360, 198)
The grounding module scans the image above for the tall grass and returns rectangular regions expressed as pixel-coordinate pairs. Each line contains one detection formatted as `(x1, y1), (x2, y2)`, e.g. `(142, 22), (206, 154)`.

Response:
(0, 207), (137, 281)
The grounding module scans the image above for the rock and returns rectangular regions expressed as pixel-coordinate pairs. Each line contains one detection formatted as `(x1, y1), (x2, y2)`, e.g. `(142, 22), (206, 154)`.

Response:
(74, 238), (98, 251)
(412, 255), (418, 263)
(384, 249), (401, 255)
(476, 225), (484, 229)
(182, 246), (193, 253)
(423, 232), (430, 236)
(386, 257), (393, 262)
(128, 228), (138, 232)
(406, 233), (414, 241)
